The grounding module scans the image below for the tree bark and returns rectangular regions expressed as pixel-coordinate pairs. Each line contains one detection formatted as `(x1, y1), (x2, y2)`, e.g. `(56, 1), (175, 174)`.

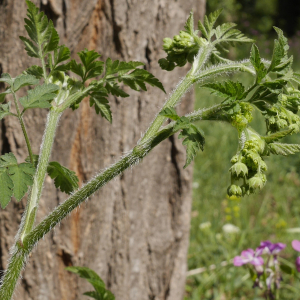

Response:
(0, 0), (205, 299)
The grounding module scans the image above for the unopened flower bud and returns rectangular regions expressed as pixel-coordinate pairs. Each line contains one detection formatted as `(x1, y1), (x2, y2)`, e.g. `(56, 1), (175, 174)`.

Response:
(227, 184), (242, 197)
(230, 162), (248, 177)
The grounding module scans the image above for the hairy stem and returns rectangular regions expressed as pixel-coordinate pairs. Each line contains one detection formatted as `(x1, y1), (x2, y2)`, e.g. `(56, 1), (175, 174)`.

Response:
(0, 104), (224, 300)
(12, 93), (34, 164)
(20, 108), (61, 241)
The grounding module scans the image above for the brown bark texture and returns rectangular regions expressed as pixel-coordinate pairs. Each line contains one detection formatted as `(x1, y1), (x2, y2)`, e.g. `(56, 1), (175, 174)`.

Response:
(0, 0), (205, 299)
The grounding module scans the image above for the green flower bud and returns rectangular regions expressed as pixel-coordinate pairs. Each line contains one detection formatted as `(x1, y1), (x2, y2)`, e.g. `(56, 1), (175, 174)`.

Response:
(162, 38), (173, 51)
(227, 184), (242, 197)
(230, 162), (248, 177)
(248, 174), (265, 191)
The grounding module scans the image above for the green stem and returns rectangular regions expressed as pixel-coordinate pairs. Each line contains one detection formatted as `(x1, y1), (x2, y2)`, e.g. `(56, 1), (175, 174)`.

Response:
(20, 108), (61, 241)
(0, 104), (223, 300)
(12, 93), (34, 164)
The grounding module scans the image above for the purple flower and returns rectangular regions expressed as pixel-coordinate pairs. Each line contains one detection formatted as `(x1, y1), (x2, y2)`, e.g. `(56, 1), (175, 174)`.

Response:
(234, 249), (264, 267)
(292, 240), (300, 252)
(291, 240), (300, 272)
(256, 240), (286, 256)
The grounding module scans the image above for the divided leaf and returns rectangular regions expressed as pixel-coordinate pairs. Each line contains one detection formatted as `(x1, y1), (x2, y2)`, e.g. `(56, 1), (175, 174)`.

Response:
(0, 169), (14, 209)
(0, 152), (36, 208)
(174, 117), (205, 168)
(250, 44), (267, 83)
(202, 80), (245, 101)
(269, 143), (300, 156)
(13, 74), (39, 92)
(8, 163), (35, 201)
(0, 73), (14, 87)
(89, 90), (112, 123)
(263, 128), (293, 143)
(19, 83), (59, 109)
(47, 161), (79, 194)
(0, 103), (13, 120)
(24, 65), (44, 79)
(66, 266), (115, 300)
(159, 107), (180, 120)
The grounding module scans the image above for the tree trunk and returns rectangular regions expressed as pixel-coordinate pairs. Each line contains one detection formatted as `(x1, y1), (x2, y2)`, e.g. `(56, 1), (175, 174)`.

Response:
(0, 0), (205, 299)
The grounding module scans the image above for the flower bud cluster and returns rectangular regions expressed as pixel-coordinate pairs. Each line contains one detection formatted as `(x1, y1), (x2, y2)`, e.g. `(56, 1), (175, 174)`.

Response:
(230, 102), (253, 131)
(228, 128), (267, 197)
(265, 90), (300, 134)
(159, 32), (207, 71)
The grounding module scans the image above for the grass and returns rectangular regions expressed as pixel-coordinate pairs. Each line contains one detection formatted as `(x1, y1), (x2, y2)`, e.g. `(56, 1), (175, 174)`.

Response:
(186, 66), (300, 299)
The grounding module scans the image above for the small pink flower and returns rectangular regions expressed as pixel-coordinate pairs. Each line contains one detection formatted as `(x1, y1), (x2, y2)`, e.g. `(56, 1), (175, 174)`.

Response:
(234, 249), (264, 267)
(256, 240), (286, 256)
(291, 240), (300, 272)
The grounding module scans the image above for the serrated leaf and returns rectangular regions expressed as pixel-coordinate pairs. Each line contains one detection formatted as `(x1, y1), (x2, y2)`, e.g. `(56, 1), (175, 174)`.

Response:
(54, 45), (71, 65)
(43, 20), (59, 53)
(105, 82), (129, 98)
(215, 22), (236, 39)
(184, 12), (194, 35)
(47, 161), (79, 194)
(90, 94), (112, 123)
(19, 83), (59, 109)
(250, 44), (267, 83)
(13, 74), (39, 92)
(0, 73), (14, 86)
(203, 80), (245, 100)
(24, 65), (44, 79)
(0, 169), (14, 209)
(0, 152), (18, 168)
(0, 102), (13, 120)
(19, 36), (40, 58)
(8, 163), (35, 201)
(268, 27), (289, 72)
(173, 116), (191, 131)
(66, 266), (115, 300)
(24, 0), (52, 46)
(178, 123), (205, 168)
(0, 89), (12, 103)
(70, 60), (85, 80)
(262, 129), (293, 143)
(120, 69), (165, 93)
(159, 107), (179, 120)
(204, 9), (223, 40)
(269, 143), (300, 156)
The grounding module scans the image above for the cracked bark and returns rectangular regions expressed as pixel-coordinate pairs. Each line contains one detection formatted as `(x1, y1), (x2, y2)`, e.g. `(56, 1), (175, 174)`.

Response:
(0, 0), (206, 299)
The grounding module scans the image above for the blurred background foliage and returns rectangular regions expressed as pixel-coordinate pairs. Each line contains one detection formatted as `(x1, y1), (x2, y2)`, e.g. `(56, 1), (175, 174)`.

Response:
(186, 0), (300, 299)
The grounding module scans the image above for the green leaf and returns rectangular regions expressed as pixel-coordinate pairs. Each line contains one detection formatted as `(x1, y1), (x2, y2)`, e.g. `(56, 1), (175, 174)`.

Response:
(184, 11), (194, 35)
(13, 74), (39, 92)
(54, 45), (71, 65)
(105, 82), (129, 98)
(0, 169), (14, 209)
(173, 116), (191, 131)
(90, 93), (112, 123)
(0, 89), (12, 103)
(250, 44), (267, 83)
(202, 80), (245, 100)
(70, 60), (85, 80)
(24, 0), (52, 46)
(66, 266), (115, 300)
(0, 73), (14, 86)
(263, 129), (293, 143)
(268, 27), (289, 72)
(177, 122), (205, 168)
(159, 107), (180, 120)
(19, 83), (59, 109)
(43, 20), (59, 53)
(158, 58), (176, 71)
(47, 161), (79, 194)
(120, 69), (165, 93)
(280, 263), (295, 275)
(204, 9), (223, 40)
(19, 36), (40, 58)
(66, 266), (106, 294)
(24, 65), (44, 79)
(0, 152), (18, 167)
(8, 163), (35, 201)
(269, 143), (300, 156)
(0, 102), (13, 120)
